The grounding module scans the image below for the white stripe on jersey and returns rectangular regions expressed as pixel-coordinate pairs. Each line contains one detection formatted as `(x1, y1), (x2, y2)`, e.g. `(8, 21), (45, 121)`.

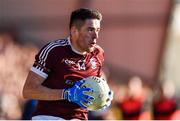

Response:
(31, 67), (48, 79)
(39, 39), (69, 61)
(37, 39), (69, 71)
(39, 42), (57, 61)
(39, 42), (60, 68)
(43, 44), (64, 64)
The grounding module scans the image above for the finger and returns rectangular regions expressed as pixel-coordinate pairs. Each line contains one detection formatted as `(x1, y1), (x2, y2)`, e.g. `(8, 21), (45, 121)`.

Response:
(78, 101), (88, 109)
(83, 94), (95, 100)
(81, 99), (93, 106)
(75, 80), (85, 86)
(82, 88), (94, 92)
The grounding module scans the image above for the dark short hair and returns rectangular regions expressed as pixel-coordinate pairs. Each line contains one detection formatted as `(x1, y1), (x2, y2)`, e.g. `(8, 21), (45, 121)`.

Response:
(69, 8), (102, 29)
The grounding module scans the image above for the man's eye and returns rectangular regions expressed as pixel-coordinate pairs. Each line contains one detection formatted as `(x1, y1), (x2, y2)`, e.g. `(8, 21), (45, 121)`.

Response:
(88, 28), (94, 32)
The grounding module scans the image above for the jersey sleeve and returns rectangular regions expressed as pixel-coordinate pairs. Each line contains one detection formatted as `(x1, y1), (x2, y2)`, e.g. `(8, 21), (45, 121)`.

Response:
(31, 42), (57, 79)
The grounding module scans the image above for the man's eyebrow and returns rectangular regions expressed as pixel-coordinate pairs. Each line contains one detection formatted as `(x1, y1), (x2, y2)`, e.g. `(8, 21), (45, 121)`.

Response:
(88, 27), (95, 29)
(87, 27), (95, 30)
(88, 27), (100, 30)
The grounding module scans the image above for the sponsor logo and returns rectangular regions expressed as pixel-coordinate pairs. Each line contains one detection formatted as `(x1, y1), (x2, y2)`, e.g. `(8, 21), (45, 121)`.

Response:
(64, 59), (76, 65)
(63, 57), (97, 70)
(63, 58), (86, 70)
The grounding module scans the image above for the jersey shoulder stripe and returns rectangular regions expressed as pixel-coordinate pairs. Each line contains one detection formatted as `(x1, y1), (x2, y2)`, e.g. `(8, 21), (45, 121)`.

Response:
(32, 38), (69, 78)
(37, 38), (69, 66)
(35, 39), (70, 70)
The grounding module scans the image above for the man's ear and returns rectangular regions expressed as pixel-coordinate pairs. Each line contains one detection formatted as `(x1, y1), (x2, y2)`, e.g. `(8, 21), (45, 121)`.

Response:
(70, 26), (79, 36)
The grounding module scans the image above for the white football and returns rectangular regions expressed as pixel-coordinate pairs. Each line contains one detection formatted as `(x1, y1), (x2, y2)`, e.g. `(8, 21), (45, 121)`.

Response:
(80, 76), (112, 111)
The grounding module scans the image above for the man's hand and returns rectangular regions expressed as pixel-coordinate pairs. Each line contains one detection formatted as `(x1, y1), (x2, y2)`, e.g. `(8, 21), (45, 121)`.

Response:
(63, 80), (95, 109)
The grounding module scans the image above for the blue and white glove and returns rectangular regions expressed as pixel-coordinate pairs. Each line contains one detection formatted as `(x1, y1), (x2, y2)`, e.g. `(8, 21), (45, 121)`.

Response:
(63, 80), (95, 109)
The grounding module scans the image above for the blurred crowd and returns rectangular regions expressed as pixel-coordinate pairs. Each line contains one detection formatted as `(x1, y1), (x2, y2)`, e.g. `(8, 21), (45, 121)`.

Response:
(89, 76), (180, 120)
(0, 31), (180, 120)
(0, 31), (37, 119)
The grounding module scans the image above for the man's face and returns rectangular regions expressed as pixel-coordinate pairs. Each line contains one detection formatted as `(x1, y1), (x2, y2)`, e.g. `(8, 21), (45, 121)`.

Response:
(75, 19), (101, 52)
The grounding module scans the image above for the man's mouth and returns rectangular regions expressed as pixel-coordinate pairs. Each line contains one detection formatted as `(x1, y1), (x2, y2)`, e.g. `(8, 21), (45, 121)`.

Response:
(90, 40), (96, 45)
(89, 43), (95, 47)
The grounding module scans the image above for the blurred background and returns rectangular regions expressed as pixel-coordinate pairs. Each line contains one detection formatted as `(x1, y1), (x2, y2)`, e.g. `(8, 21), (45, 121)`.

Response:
(0, 0), (180, 120)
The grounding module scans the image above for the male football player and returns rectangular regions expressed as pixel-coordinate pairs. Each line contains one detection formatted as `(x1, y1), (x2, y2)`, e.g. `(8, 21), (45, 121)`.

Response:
(23, 8), (113, 120)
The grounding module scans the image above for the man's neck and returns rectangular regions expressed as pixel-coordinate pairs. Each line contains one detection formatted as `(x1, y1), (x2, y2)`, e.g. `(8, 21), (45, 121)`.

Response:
(68, 37), (86, 55)
(71, 43), (87, 55)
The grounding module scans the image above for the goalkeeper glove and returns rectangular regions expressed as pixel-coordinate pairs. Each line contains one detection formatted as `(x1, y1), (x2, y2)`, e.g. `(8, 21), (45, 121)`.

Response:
(63, 80), (95, 109)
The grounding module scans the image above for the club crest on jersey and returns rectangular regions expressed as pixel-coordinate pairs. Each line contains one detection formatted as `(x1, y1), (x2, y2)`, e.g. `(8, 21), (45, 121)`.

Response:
(90, 58), (97, 69)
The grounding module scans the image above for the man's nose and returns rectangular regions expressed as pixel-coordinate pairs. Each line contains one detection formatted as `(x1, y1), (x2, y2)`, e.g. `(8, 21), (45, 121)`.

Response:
(93, 31), (99, 39)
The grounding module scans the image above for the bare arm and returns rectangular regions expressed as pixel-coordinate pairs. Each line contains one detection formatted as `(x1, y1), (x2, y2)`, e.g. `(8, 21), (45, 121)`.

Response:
(23, 71), (64, 100)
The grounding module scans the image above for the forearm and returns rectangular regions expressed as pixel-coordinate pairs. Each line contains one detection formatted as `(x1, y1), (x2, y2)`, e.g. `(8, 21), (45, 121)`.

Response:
(23, 85), (64, 101)
(23, 71), (65, 101)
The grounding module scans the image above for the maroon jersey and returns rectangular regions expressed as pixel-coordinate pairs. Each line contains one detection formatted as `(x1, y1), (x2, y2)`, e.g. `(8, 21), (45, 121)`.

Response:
(31, 37), (104, 120)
